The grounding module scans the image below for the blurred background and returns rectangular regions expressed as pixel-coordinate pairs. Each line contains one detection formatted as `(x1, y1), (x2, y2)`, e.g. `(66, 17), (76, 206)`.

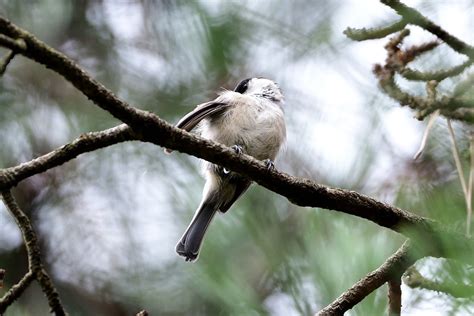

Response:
(1, 0), (474, 315)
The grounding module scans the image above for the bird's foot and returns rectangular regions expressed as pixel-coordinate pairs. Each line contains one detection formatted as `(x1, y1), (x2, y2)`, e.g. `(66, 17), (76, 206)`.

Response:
(224, 145), (244, 174)
(231, 145), (244, 155)
(263, 159), (275, 171)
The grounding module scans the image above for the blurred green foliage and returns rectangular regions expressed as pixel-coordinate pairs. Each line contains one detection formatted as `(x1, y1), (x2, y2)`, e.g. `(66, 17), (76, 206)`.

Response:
(0, 0), (474, 315)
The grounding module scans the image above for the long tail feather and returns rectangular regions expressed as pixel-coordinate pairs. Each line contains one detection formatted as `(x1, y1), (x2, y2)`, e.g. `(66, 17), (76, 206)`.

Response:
(176, 202), (217, 262)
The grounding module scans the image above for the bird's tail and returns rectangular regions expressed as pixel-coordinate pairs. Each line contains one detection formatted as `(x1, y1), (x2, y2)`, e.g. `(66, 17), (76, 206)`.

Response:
(175, 201), (217, 262)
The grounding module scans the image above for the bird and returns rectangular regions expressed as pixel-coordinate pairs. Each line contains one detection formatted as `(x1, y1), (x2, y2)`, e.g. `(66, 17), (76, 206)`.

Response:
(168, 77), (286, 262)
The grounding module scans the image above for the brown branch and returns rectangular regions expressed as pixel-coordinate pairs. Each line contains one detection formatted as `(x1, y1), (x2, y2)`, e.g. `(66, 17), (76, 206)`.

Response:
(388, 279), (402, 315)
(0, 16), (472, 263)
(403, 266), (474, 298)
(0, 50), (15, 75)
(0, 271), (35, 313)
(0, 124), (136, 190)
(0, 34), (25, 52)
(317, 241), (414, 316)
(380, 0), (474, 58)
(1, 191), (67, 315)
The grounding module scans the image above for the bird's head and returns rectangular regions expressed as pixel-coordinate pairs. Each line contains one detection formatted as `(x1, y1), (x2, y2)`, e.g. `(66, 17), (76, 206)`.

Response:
(234, 77), (283, 102)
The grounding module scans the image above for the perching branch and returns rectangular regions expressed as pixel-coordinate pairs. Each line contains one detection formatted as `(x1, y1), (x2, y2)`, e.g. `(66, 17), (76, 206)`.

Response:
(317, 241), (414, 316)
(1, 191), (66, 315)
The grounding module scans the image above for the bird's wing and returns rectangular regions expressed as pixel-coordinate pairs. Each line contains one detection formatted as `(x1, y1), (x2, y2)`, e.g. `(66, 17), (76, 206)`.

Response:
(219, 179), (251, 213)
(165, 101), (230, 154)
(176, 101), (229, 131)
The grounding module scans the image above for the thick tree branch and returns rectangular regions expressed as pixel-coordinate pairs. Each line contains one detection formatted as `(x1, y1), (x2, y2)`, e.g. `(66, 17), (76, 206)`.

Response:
(1, 191), (66, 315)
(317, 241), (414, 316)
(0, 16), (472, 263)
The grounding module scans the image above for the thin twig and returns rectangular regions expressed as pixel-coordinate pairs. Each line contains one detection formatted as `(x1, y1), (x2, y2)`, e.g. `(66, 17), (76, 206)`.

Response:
(0, 50), (15, 75)
(1, 191), (67, 315)
(447, 120), (471, 236)
(317, 241), (414, 316)
(0, 124), (136, 190)
(0, 271), (35, 313)
(414, 111), (440, 160)
(0, 34), (25, 52)
(468, 133), (474, 235)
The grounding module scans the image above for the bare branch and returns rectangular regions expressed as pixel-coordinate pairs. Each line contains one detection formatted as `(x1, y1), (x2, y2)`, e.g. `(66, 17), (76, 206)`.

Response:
(0, 271), (35, 313)
(1, 191), (67, 315)
(0, 50), (15, 75)
(0, 124), (136, 190)
(0, 34), (25, 52)
(317, 241), (414, 316)
(388, 279), (402, 316)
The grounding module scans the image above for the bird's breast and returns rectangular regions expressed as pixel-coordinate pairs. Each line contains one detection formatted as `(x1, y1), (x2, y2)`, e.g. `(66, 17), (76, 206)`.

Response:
(201, 98), (286, 160)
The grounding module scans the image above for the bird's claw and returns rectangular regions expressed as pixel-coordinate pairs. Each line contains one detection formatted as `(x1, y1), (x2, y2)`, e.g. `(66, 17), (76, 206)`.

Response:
(263, 159), (275, 170)
(224, 145), (244, 174)
(231, 145), (244, 155)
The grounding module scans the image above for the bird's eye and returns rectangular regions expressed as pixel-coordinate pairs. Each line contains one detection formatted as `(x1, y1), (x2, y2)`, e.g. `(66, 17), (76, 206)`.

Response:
(234, 78), (251, 94)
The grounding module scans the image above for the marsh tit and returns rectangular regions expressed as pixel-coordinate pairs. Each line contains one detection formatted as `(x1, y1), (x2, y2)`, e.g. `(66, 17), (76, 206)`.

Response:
(168, 78), (286, 262)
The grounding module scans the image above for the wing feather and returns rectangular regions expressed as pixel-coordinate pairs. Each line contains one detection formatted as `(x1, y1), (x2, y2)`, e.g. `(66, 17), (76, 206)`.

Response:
(165, 101), (230, 154)
(175, 101), (228, 131)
